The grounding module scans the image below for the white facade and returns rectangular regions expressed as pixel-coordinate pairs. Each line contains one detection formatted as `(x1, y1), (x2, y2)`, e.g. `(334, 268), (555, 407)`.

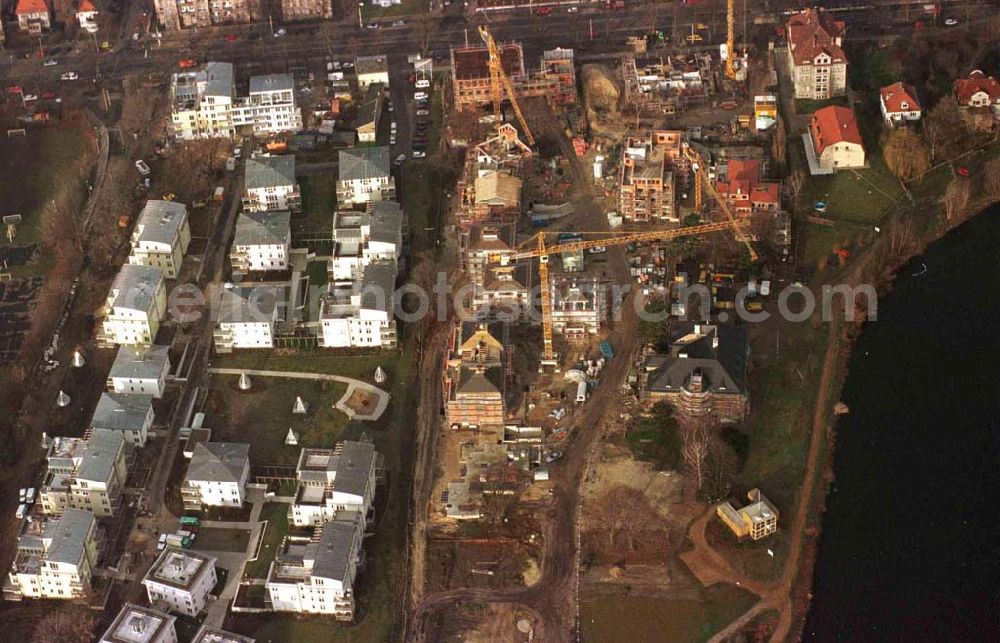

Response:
(102, 265), (167, 346)
(213, 285), (280, 351)
(107, 344), (171, 397)
(182, 443), (250, 510)
(143, 548), (218, 617)
(91, 392), (155, 447)
(100, 604), (178, 643)
(231, 211), (291, 273)
(328, 206), (403, 281)
(232, 74), (303, 136)
(6, 509), (98, 600)
(290, 442), (377, 528)
(128, 200), (191, 279)
(320, 262), (397, 349)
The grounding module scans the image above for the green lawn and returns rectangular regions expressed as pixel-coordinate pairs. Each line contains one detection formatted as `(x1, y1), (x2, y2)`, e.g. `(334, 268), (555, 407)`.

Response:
(245, 502), (289, 579)
(295, 174), (337, 237)
(194, 527), (251, 553)
(580, 584), (758, 643)
(794, 95), (849, 114)
(205, 376), (350, 466)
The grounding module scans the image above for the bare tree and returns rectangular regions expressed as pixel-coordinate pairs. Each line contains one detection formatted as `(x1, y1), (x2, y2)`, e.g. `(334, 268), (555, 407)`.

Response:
(771, 117), (787, 175)
(589, 486), (649, 550)
(943, 176), (971, 220)
(32, 607), (95, 643)
(682, 421), (711, 492)
(923, 96), (966, 162)
(984, 157), (1000, 200)
(882, 127), (931, 182)
(786, 169), (806, 215)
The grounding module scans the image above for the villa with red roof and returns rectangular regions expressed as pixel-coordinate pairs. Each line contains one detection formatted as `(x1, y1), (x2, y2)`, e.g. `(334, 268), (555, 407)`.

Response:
(785, 8), (848, 100)
(714, 159), (780, 217)
(76, 0), (99, 33)
(807, 105), (865, 173)
(954, 70), (1000, 125)
(879, 82), (921, 127)
(16, 0), (51, 33)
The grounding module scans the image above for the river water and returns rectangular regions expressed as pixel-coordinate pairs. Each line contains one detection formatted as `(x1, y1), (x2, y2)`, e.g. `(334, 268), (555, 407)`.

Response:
(803, 205), (1000, 641)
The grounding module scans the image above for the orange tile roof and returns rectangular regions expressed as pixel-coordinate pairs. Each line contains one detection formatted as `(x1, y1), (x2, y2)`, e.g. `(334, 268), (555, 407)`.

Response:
(715, 159), (760, 198)
(880, 82), (920, 114)
(786, 8), (846, 66)
(810, 105), (862, 156)
(78, 0), (97, 11)
(16, 0), (49, 14)
(750, 183), (780, 206)
(954, 70), (1000, 106)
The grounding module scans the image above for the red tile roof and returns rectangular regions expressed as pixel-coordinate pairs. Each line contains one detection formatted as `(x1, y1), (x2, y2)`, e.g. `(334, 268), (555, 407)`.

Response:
(810, 105), (863, 156)
(715, 159), (761, 197)
(786, 8), (846, 66)
(750, 183), (780, 206)
(16, 0), (48, 14)
(954, 70), (1000, 106)
(879, 82), (920, 114)
(78, 0), (97, 11)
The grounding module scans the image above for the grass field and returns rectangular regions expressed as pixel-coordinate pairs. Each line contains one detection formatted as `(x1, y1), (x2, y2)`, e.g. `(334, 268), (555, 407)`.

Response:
(580, 584), (758, 642)
(245, 502), (290, 579)
(196, 527), (252, 553)
(295, 174), (337, 237)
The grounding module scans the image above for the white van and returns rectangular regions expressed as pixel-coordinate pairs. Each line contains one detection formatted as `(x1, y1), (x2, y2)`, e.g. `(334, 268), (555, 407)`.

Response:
(576, 380), (588, 403)
(15, 504), (27, 520)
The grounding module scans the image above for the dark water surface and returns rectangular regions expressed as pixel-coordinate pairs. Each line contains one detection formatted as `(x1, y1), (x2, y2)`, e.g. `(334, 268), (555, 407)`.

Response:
(804, 205), (1000, 642)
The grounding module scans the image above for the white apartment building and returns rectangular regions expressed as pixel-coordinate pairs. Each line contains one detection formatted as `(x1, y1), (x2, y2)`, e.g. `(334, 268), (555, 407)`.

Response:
(128, 200), (192, 279)
(354, 55), (389, 90)
(191, 625), (255, 643)
(234, 74), (303, 136)
(231, 211), (291, 273)
(182, 442), (250, 511)
(101, 264), (167, 346)
(336, 147), (396, 208)
(785, 8), (848, 100)
(242, 156), (300, 212)
(100, 604), (178, 643)
(143, 547), (218, 617)
(265, 517), (364, 620)
(291, 441), (378, 527)
(319, 262), (397, 349)
(328, 202), (403, 281)
(213, 284), (282, 352)
(171, 64), (301, 140)
(91, 392), (155, 447)
(5, 509), (98, 600)
(40, 429), (127, 518)
(107, 344), (171, 398)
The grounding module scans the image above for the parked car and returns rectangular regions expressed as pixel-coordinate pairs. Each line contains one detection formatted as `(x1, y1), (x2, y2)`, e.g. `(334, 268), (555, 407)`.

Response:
(545, 451), (563, 463)
(416, 109), (429, 117)
(395, 153), (407, 165)
(273, 27), (287, 37)
(157, 533), (167, 551)
(414, 91), (428, 101)
(366, 22), (379, 29)
(43, 58), (58, 66)
(25, 488), (35, 504)
(22, 94), (38, 102)
(387, 102), (394, 113)
(225, 34), (238, 42)
(390, 135), (397, 145)
(415, 79), (430, 89)
(567, 5), (578, 12)
(943, 17), (959, 26)
(178, 59), (197, 68)
(342, 61), (354, 69)
(412, 150), (426, 159)
(15, 504), (26, 520)
(392, 19), (406, 26)
(135, 160), (151, 175)
(18, 488), (26, 503)
(537, 6), (551, 14)
(60, 72), (79, 81)
(391, 121), (397, 130)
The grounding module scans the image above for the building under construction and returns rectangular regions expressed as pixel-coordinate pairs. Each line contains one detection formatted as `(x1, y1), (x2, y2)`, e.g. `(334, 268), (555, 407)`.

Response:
(455, 124), (533, 229)
(450, 42), (577, 112)
(621, 53), (715, 116)
(618, 130), (690, 223)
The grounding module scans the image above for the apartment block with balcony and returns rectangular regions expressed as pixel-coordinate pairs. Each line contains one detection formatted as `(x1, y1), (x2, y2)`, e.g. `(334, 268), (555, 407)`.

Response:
(107, 344), (172, 398)
(4, 509), (98, 600)
(182, 442), (250, 511)
(128, 200), (191, 279)
(39, 429), (128, 518)
(91, 392), (155, 446)
(213, 284), (282, 352)
(101, 264), (167, 346)
(233, 74), (303, 137)
(243, 155), (300, 212)
(336, 147), (395, 208)
(319, 261), (397, 349)
(618, 130), (682, 222)
(143, 547), (218, 617)
(230, 211), (291, 273)
(328, 203), (403, 281)
(290, 441), (379, 527)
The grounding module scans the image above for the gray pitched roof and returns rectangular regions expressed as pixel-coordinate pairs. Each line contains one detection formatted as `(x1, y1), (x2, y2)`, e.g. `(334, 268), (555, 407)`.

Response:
(233, 211), (291, 247)
(109, 264), (163, 314)
(249, 73), (294, 95)
(216, 285), (280, 324)
(204, 62), (234, 99)
(369, 201), (402, 247)
(134, 200), (188, 247)
(91, 392), (154, 432)
(309, 518), (361, 583)
(357, 82), (383, 127)
(187, 442), (249, 484)
(245, 155), (296, 190)
(109, 344), (170, 382)
(43, 508), (94, 566)
(645, 322), (748, 394)
(354, 55), (388, 77)
(76, 429), (124, 484)
(329, 441), (376, 498)
(338, 147), (390, 183)
(358, 261), (395, 313)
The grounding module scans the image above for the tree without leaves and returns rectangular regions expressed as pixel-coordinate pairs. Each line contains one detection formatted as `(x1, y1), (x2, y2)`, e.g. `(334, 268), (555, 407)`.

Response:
(682, 421), (711, 492)
(786, 169), (806, 215)
(882, 127), (931, 182)
(922, 96), (967, 162)
(32, 607), (95, 643)
(983, 157), (1000, 200)
(943, 176), (971, 220)
(770, 117), (787, 176)
(589, 485), (651, 551)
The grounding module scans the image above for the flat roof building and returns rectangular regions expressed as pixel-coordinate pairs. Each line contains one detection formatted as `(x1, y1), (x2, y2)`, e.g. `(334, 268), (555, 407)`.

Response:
(143, 547), (218, 617)
(99, 604), (177, 643)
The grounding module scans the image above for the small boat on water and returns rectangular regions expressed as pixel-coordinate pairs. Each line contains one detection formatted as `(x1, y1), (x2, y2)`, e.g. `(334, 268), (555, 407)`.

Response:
(912, 263), (928, 277)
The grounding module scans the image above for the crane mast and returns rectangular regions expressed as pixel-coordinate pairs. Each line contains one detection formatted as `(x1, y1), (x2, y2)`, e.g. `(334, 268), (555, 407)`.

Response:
(726, 0), (736, 79)
(478, 25), (535, 146)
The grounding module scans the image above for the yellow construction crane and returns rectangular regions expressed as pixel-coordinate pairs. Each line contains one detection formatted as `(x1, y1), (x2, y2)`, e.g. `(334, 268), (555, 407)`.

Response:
(478, 25), (535, 146)
(507, 221), (743, 363)
(681, 143), (757, 263)
(725, 0), (736, 79)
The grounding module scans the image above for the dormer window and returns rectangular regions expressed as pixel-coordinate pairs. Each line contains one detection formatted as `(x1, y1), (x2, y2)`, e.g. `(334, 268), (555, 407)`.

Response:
(900, 101), (909, 110)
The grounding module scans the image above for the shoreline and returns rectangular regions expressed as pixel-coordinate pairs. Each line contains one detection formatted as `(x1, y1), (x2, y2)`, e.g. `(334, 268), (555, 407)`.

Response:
(785, 193), (1000, 641)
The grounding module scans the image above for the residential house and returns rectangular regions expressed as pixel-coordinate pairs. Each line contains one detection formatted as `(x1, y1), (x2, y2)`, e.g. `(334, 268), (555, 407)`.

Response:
(191, 625), (255, 643)
(879, 81), (922, 127)
(319, 261), (397, 348)
(550, 280), (607, 341)
(807, 105), (865, 171)
(717, 488), (779, 540)
(182, 442), (251, 510)
(290, 441), (379, 527)
(266, 516), (364, 620)
(336, 147), (395, 208)
(954, 70), (1000, 126)
(101, 264), (167, 346)
(143, 547), (218, 617)
(356, 82), (384, 144)
(5, 509), (98, 600)
(230, 211), (292, 273)
(107, 344), (171, 398)
(643, 322), (749, 423)
(16, 0), (50, 33)
(243, 155), (300, 212)
(128, 200), (191, 278)
(354, 55), (389, 90)
(100, 604), (177, 643)
(464, 225), (513, 290)
(76, 0), (99, 33)
(785, 8), (848, 100)
(714, 159), (780, 216)
(619, 130), (683, 222)
(235, 74), (303, 135)
(280, 0), (331, 20)
(40, 429), (127, 518)
(213, 284), (282, 351)
(328, 203), (403, 281)
(153, 0), (254, 29)
(91, 392), (155, 446)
